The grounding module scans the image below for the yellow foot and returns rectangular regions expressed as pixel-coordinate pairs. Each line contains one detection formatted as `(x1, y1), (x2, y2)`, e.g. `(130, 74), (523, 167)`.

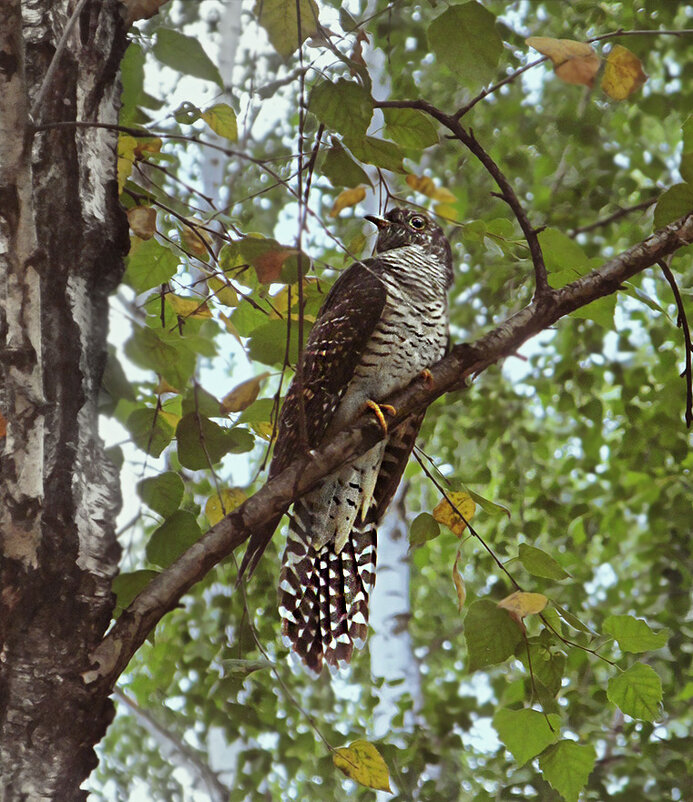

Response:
(366, 400), (396, 433)
(420, 368), (434, 389)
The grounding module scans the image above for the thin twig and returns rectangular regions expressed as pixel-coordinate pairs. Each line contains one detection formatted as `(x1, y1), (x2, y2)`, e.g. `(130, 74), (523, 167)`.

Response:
(375, 99), (551, 298)
(589, 28), (693, 42)
(30, 0), (90, 123)
(412, 451), (521, 590)
(114, 689), (229, 802)
(570, 197), (657, 237)
(658, 260), (693, 427)
(293, 1), (309, 449)
(455, 57), (547, 119)
(233, 553), (337, 753)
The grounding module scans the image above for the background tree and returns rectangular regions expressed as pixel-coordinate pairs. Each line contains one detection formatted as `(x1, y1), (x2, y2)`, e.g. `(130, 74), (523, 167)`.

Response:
(1, 1), (692, 800)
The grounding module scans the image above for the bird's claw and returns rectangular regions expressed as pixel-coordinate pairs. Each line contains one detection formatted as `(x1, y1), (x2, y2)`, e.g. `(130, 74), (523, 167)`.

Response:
(366, 400), (396, 433)
(420, 368), (434, 389)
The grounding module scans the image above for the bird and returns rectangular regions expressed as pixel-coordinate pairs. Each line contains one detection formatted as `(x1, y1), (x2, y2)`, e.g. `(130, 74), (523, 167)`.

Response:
(239, 206), (454, 673)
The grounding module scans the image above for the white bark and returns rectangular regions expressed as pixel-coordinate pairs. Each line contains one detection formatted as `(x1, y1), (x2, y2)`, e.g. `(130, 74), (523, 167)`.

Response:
(369, 487), (423, 738)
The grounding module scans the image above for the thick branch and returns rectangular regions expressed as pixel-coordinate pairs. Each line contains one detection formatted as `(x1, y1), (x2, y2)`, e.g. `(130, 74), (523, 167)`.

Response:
(86, 212), (693, 689)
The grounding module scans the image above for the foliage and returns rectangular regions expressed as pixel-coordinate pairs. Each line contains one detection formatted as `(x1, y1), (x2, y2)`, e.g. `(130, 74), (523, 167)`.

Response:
(94, 1), (693, 800)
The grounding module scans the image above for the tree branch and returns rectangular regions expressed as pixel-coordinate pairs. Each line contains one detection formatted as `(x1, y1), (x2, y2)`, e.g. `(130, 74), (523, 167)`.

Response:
(658, 260), (693, 427)
(373, 98), (551, 299)
(570, 197), (657, 236)
(85, 212), (693, 690)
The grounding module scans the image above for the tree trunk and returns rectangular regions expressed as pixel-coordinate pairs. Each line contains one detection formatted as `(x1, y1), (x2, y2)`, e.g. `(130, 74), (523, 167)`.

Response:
(0, 1), (127, 798)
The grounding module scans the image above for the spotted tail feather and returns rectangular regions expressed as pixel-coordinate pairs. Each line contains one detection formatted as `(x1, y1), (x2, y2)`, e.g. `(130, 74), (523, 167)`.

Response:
(278, 502), (377, 674)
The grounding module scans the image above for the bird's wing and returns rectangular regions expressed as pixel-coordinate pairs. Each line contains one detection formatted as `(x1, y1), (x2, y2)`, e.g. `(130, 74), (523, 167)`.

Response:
(269, 259), (388, 476)
(238, 260), (387, 578)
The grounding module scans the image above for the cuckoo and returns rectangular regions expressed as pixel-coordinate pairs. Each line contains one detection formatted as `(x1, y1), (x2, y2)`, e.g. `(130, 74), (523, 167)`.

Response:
(240, 206), (454, 672)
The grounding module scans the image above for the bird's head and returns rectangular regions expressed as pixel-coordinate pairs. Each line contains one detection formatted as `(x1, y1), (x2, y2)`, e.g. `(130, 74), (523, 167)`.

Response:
(365, 207), (453, 287)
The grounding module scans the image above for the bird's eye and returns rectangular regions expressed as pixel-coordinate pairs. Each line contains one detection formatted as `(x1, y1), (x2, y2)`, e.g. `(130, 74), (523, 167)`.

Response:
(409, 215), (427, 230)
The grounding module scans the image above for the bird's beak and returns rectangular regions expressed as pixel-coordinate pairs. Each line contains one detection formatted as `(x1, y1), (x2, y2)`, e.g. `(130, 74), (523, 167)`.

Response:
(364, 214), (390, 230)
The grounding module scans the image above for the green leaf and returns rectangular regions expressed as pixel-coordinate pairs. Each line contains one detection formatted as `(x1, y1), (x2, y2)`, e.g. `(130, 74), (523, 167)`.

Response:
(255, 0), (320, 58)
(539, 741), (596, 802)
(383, 108), (439, 149)
(683, 114), (693, 152)
(680, 151), (693, 184)
(322, 142), (373, 188)
(464, 599), (523, 671)
(125, 407), (175, 457)
(653, 182), (693, 228)
(309, 79), (373, 138)
(607, 662), (663, 721)
(247, 319), (307, 366)
(229, 300), (271, 337)
(111, 569), (159, 613)
(146, 510), (202, 569)
(603, 614), (669, 653)
(538, 228), (590, 273)
(125, 326), (197, 390)
(219, 658), (272, 678)
(680, 115), (693, 182)
(518, 543), (570, 580)
(570, 294), (616, 329)
(409, 512), (441, 547)
(492, 708), (560, 765)
(124, 237), (178, 294)
(553, 603), (592, 634)
(182, 386), (222, 418)
(176, 413), (253, 470)
(427, 2), (503, 89)
(119, 42), (146, 125)
(344, 136), (405, 173)
(536, 650), (567, 697)
(202, 103), (238, 141)
(137, 472), (184, 518)
(153, 29), (223, 87)
(464, 487), (511, 518)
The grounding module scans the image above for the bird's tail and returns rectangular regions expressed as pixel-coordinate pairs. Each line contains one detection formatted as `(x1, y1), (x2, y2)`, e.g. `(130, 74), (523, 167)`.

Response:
(278, 500), (377, 674)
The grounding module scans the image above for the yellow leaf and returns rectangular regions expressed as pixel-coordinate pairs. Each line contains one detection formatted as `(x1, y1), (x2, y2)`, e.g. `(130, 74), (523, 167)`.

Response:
(434, 202), (458, 221)
(181, 222), (212, 259)
(159, 409), (181, 429)
(205, 488), (247, 526)
(167, 294), (213, 319)
(221, 373), (269, 414)
(498, 591), (548, 625)
(133, 137), (163, 158)
(201, 103), (238, 141)
(432, 186), (457, 203)
(207, 276), (238, 307)
(601, 44), (647, 100)
(155, 378), (180, 395)
(250, 421), (274, 440)
(117, 134), (137, 193)
(406, 174), (456, 206)
(333, 740), (391, 792)
(127, 206), (157, 240)
(406, 174), (435, 196)
(329, 186), (367, 218)
(526, 36), (600, 88)
(433, 492), (476, 538)
(453, 551), (466, 611)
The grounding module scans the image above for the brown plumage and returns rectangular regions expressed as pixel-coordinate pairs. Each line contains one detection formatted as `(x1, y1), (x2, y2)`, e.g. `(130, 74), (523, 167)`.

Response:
(240, 207), (454, 672)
